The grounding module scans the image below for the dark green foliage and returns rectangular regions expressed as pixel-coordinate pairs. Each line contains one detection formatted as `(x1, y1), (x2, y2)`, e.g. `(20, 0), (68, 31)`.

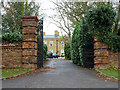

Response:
(71, 21), (82, 65)
(43, 44), (48, 61)
(64, 43), (71, 60)
(118, 28), (120, 36)
(2, 32), (22, 44)
(2, 2), (40, 34)
(71, 19), (94, 67)
(86, 4), (116, 33)
(86, 4), (120, 52)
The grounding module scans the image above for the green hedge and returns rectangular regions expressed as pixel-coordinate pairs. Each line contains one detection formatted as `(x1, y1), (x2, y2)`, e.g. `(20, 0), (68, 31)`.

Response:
(64, 43), (71, 60)
(43, 44), (48, 61)
(2, 32), (22, 44)
(86, 4), (120, 52)
(118, 28), (120, 36)
(2, 31), (48, 61)
(71, 19), (94, 67)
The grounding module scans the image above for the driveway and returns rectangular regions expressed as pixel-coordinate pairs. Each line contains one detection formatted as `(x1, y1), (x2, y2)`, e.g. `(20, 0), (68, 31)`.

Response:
(2, 58), (118, 88)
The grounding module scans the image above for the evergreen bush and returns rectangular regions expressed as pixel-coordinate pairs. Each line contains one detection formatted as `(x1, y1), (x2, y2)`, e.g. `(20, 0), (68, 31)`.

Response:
(86, 4), (120, 52)
(71, 19), (94, 67)
(64, 43), (71, 60)
(2, 32), (22, 44)
(43, 44), (48, 61)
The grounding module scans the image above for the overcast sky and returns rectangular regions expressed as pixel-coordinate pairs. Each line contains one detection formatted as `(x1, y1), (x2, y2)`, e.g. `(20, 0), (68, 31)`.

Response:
(37, 0), (61, 36)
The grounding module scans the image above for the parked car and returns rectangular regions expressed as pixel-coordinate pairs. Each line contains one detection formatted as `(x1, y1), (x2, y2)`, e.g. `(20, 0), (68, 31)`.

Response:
(53, 53), (59, 58)
(47, 51), (53, 58)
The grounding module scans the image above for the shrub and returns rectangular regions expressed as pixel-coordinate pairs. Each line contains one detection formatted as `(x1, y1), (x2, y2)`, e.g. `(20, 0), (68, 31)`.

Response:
(43, 44), (48, 61)
(61, 55), (64, 57)
(86, 5), (116, 33)
(2, 32), (22, 44)
(86, 4), (120, 52)
(64, 43), (71, 60)
(71, 21), (82, 65)
(71, 19), (94, 67)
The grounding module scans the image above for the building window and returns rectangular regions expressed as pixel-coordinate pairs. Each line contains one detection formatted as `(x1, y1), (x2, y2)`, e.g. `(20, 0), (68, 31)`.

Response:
(61, 41), (64, 46)
(61, 49), (64, 55)
(49, 41), (53, 46)
(50, 50), (53, 53)
(44, 41), (47, 45)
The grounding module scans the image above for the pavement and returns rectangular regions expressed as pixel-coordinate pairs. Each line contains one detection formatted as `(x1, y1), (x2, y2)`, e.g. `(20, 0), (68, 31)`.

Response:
(2, 58), (118, 88)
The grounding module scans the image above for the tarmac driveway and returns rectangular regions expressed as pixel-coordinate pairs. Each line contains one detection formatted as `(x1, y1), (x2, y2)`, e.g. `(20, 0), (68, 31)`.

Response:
(2, 58), (118, 88)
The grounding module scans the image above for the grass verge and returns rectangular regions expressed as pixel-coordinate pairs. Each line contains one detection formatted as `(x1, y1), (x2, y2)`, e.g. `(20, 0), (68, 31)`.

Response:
(96, 67), (120, 79)
(0, 68), (34, 78)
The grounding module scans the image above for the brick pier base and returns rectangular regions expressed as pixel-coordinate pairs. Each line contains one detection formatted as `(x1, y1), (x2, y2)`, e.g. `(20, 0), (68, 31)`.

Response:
(94, 37), (119, 69)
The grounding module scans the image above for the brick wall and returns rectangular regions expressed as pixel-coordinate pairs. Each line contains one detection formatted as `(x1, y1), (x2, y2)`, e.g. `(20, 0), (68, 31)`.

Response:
(94, 37), (119, 69)
(2, 45), (22, 68)
(2, 16), (41, 69)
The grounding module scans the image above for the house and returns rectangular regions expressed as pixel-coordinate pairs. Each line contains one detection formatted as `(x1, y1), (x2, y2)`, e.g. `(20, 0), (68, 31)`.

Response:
(43, 30), (65, 56)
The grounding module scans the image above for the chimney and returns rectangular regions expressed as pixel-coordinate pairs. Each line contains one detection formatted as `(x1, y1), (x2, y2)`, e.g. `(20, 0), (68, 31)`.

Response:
(43, 32), (46, 36)
(54, 30), (59, 36)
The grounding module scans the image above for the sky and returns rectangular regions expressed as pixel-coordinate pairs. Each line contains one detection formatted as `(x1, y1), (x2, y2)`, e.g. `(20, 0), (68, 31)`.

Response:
(38, 0), (62, 36)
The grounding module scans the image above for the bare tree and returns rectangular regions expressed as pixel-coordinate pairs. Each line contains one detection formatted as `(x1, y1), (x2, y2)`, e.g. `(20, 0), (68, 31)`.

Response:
(49, 0), (115, 43)
(49, 1), (91, 43)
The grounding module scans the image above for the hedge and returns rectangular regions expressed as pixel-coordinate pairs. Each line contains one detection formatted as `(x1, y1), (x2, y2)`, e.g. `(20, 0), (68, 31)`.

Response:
(2, 32), (48, 61)
(2, 32), (22, 44)
(43, 44), (48, 61)
(71, 19), (94, 67)
(64, 43), (71, 60)
(86, 4), (120, 52)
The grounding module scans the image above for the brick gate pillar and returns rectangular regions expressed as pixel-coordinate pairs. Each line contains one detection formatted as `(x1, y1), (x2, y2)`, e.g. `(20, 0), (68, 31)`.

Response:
(21, 16), (38, 68)
(94, 37), (119, 69)
(94, 37), (109, 69)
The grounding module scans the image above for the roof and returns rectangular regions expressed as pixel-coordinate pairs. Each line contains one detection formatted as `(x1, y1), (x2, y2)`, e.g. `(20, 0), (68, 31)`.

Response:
(43, 35), (60, 39)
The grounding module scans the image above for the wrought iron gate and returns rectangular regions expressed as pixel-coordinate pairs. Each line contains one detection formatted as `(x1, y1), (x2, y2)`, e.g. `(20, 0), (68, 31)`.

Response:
(37, 18), (43, 69)
(82, 18), (94, 68)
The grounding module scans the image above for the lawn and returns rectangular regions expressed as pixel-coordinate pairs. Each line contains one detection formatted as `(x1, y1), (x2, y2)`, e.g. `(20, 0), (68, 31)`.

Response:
(0, 68), (34, 78)
(97, 67), (120, 79)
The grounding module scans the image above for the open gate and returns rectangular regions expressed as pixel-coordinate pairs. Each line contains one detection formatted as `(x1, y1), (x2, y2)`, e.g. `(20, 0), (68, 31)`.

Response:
(37, 18), (43, 68)
(82, 18), (94, 68)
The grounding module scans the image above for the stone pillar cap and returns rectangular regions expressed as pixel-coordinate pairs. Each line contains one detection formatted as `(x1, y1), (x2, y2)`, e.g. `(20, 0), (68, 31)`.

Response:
(21, 16), (38, 21)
